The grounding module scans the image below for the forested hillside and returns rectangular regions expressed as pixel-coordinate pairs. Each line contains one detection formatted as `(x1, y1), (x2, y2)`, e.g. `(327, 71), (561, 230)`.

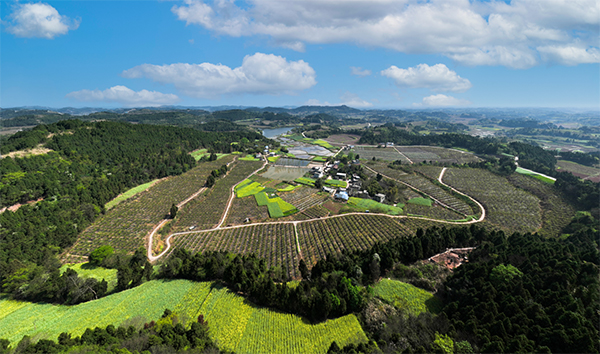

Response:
(0, 120), (269, 304)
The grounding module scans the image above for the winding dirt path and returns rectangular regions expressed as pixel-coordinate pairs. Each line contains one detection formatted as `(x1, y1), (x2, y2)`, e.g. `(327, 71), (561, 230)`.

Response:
(148, 164), (485, 263)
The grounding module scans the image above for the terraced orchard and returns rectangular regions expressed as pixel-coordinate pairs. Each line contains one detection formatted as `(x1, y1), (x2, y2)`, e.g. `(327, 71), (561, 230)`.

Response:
(174, 160), (264, 231)
(0, 280), (367, 354)
(297, 215), (411, 266)
(398, 174), (475, 216)
(173, 223), (300, 278)
(444, 168), (542, 233)
(62, 157), (234, 262)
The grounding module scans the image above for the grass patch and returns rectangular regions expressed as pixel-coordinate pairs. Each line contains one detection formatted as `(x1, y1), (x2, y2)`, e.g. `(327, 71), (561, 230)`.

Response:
(347, 197), (403, 215)
(106, 179), (158, 210)
(189, 149), (208, 160)
(59, 263), (118, 291)
(267, 156), (280, 163)
(312, 156), (327, 162)
(294, 177), (316, 187)
(324, 179), (348, 188)
(373, 279), (442, 315)
(406, 197), (433, 207)
(277, 184), (298, 192)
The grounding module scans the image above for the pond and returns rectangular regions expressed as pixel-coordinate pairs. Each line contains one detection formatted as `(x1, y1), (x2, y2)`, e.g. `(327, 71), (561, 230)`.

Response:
(262, 127), (292, 139)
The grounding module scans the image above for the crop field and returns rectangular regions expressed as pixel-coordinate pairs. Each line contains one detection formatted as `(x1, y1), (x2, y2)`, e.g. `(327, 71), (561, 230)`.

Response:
(556, 160), (600, 182)
(62, 157), (235, 263)
(59, 263), (118, 291)
(413, 165), (444, 180)
(174, 160), (264, 231)
(294, 176), (316, 186)
(297, 215), (411, 266)
(444, 168), (542, 233)
(173, 223), (300, 278)
(324, 179), (348, 188)
(254, 192), (297, 218)
(1, 280), (367, 353)
(262, 166), (310, 180)
(405, 204), (464, 221)
(364, 161), (409, 180)
(515, 167), (555, 184)
(105, 179), (161, 210)
(280, 187), (328, 211)
(235, 179), (265, 197)
(396, 173), (475, 216)
(324, 134), (361, 146)
(225, 195), (270, 225)
(507, 173), (576, 237)
(373, 279), (442, 315)
(397, 146), (480, 164)
(347, 197), (403, 215)
(406, 197), (433, 206)
(274, 158), (311, 167)
(352, 146), (405, 162)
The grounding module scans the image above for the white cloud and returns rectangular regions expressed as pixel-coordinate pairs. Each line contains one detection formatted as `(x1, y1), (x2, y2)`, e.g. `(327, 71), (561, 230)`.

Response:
(537, 45), (600, 66)
(305, 92), (373, 108)
(418, 94), (471, 107)
(122, 53), (316, 98)
(171, 0), (600, 68)
(381, 64), (472, 93)
(66, 86), (180, 107)
(5, 2), (79, 39)
(350, 66), (371, 77)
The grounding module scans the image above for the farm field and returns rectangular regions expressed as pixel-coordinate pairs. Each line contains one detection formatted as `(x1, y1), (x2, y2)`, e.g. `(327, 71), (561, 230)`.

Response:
(0, 280), (367, 354)
(62, 157), (235, 263)
(173, 223), (300, 278)
(105, 179), (161, 210)
(373, 279), (442, 315)
(396, 146), (479, 164)
(443, 168), (542, 233)
(324, 134), (361, 146)
(174, 160), (264, 231)
(59, 263), (118, 292)
(225, 194), (270, 225)
(556, 160), (600, 182)
(515, 167), (555, 184)
(352, 146), (406, 162)
(347, 197), (404, 215)
(297, 215), (411, 267)
(262, 166), (310, 180)
(507, 173), (576, 237)
(405, 203), (464, 220)
(280, 186), (328, 211)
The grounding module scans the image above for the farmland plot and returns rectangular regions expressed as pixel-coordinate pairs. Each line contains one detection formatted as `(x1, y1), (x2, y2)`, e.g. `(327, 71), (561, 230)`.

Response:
(297, 215), (410, 266)
(397, 174), (475, 216)
(225, 195), (270, 225)
(1, 280), (367, 354)
(174, 160), (264, 231)
(444, 168), (542, 233)
(396, 146), (480, 164)
(352, 146), (406, 162)
(373, 279), (442, 315)
(280, 186), (328, 211)
(62, 157), (235, 262)
(174, 223), (300, 278)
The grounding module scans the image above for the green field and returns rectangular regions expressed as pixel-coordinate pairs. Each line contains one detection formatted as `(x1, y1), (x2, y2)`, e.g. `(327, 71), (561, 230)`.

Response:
(347, 197), (403, 215)
(105, 179), (159, 210)
(0, 280), (367, 353)
(59, 263), (118, 291)
(294, 177), (316, 186)
(235, 179), (265, 197)
(239, 154), (260, 161)
(406, 197), (433, 207)
(268, 156), (280, 163)
(372, 279), (442, 315)
(254, 191), (297, 218)
(312, 156), (327, 162)
(324, 179), (348, 188)
(515, 167), (555, 184)
(190, 149), (229, 161)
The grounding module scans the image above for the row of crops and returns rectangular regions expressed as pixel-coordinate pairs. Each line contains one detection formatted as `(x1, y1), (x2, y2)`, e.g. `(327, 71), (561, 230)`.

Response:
(352, 146), (408, 162)
(174, 160), (264, 231)
(1, 280), (367, 353)
(63, 157), (235, 260)
(296, 215), (411, 267)
(347, 197), (404, 215)
(443, 168), (542, 233)
(173, 223), (301, 278)
(396, 173), (475, 216)
(397, 146), (480, 165)
(280, 187), (328, 211)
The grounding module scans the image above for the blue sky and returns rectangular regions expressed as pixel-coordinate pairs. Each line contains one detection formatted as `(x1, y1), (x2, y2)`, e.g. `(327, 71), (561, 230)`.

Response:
(2, 0), (599, 109)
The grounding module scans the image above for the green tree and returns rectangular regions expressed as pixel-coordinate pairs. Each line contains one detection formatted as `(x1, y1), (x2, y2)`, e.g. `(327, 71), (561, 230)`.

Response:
(89, 245), (114, 266)
(170, 203), (178, 219)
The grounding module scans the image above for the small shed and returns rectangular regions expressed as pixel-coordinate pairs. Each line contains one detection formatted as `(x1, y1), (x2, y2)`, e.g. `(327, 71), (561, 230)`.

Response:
(374, 193), (386, 203)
